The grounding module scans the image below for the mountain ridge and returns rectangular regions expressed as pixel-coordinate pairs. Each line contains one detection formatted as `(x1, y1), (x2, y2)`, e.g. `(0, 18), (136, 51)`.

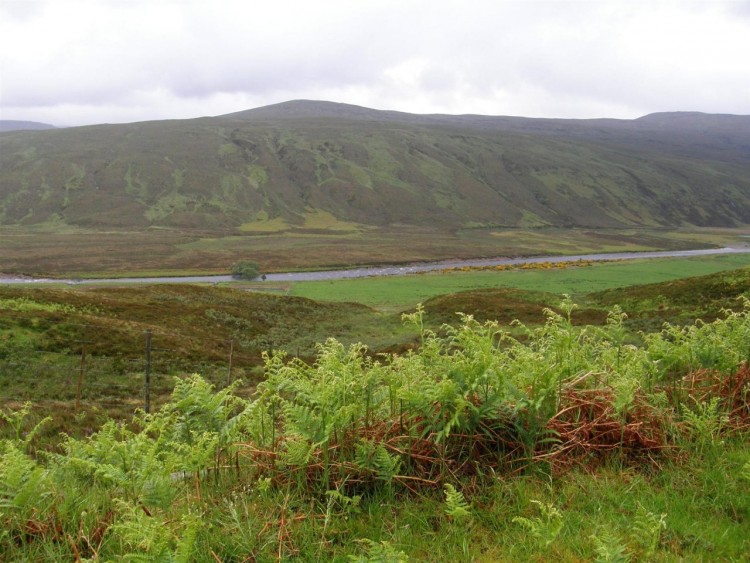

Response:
(218, 100), (750, 164)
(220, 99), (747, 124)
(1, 100), (748, 234)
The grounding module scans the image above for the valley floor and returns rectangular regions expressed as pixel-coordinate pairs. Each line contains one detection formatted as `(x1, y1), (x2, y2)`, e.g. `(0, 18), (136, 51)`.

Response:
(0, 224), (746, 277)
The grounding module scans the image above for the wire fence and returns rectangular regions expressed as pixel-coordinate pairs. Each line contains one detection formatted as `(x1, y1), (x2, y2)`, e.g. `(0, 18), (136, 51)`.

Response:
(0, 322), (260, 415)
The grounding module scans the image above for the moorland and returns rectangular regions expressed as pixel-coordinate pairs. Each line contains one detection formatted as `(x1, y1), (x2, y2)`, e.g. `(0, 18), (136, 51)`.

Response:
(1, 101), (749, 560)
(1, 100), (749, 276)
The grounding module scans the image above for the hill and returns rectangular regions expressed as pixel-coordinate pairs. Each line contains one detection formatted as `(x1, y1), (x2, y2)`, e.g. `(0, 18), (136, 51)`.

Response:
(0, 120), (56, 132)
(1, 101), (749, 234)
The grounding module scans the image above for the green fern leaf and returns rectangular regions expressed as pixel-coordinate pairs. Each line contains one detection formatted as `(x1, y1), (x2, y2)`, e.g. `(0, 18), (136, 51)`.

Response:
(444, 483), (471, 520)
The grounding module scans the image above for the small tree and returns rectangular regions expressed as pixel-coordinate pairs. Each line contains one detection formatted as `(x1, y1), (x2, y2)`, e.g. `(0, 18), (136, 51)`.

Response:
(230, 260), (261, 280)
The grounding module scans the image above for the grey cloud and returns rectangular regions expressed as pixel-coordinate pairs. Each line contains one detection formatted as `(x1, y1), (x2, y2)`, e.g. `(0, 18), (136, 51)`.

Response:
(1, 0), (748, 125)
(729, 0), (750, 17)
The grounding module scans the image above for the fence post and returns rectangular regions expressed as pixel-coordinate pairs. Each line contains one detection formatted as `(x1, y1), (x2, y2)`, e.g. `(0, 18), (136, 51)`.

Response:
(144, 330), (152, 413)
(75, 341), (86, 412)
(227, 339), (234, 387)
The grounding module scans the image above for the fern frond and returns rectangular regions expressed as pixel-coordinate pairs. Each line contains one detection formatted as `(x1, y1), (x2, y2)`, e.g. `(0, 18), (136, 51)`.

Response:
(512, 500), (562, 547)
(443, 483), (471, 520)
(631, 502), (666, 558)
(590, 528), (630, 563)
(0, 443), (51, 514)
(348, 538), (409, 562)
(282, 436), (315, 467)
(741, 461), (750, 482)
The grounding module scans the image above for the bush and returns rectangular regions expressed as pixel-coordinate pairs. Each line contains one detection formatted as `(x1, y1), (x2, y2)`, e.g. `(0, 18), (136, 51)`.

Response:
(230, 260), (261, 280)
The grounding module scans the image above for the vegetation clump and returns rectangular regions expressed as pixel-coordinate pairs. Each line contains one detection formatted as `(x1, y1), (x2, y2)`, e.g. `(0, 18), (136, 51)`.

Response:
(230, 260), (261, 280)
(1, 298), (749, 559)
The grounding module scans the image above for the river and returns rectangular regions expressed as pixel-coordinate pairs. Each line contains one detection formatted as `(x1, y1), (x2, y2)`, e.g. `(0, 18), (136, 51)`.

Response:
(1, 246), (749, 285)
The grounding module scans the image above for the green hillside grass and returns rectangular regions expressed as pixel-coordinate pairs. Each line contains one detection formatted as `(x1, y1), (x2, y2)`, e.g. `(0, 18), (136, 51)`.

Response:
(3, 117), (747, 230)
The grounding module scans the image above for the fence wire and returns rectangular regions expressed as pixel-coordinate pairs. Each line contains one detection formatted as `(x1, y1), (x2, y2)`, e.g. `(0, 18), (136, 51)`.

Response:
(0, 323), (257, 415)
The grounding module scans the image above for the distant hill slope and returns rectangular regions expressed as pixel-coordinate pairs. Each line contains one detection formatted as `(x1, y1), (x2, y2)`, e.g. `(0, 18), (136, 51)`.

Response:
(0, 120), (56, 132)
(0, 101), (748, 231)
(230, 101), (750, 164)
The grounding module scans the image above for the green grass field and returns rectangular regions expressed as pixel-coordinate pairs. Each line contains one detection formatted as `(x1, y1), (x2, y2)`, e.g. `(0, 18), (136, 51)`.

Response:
(287, 253), (750, 311)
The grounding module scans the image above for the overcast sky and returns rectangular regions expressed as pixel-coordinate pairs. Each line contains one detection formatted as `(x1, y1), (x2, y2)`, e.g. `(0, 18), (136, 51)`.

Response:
(1, 0), (749, 126)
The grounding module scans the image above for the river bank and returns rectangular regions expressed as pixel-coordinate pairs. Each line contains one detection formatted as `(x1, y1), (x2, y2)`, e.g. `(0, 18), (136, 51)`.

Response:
(2, 246), (749, 285)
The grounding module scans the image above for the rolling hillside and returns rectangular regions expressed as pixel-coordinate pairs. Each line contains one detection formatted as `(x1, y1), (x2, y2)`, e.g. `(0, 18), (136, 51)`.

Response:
(1, 101), (749, 233)
(0, 120), (57, 132)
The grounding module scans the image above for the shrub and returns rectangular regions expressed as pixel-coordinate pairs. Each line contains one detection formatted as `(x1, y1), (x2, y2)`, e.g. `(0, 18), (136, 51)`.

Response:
(230, 260), (261, 280)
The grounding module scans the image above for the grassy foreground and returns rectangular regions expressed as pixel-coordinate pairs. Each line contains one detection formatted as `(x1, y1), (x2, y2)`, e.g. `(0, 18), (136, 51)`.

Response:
(2, 299), (749, 560)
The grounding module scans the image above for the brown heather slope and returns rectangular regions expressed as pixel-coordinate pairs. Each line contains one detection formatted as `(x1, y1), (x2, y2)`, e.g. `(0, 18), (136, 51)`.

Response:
(1, 101), (749, 233)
